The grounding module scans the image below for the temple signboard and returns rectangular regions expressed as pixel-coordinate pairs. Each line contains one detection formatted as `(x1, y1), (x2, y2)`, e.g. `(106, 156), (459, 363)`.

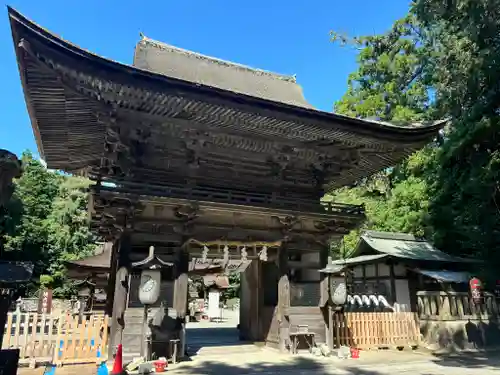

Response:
(190, 258), (250, 273)
(38, 288), (53, 314)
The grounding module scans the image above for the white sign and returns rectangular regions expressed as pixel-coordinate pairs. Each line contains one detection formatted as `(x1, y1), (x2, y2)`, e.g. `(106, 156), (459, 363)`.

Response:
(208, 290), (220, 320)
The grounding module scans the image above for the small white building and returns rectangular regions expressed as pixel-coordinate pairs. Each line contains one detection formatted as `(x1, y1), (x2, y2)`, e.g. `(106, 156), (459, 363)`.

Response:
(331, 230), (476, 313)
(330, 231), (498, 350)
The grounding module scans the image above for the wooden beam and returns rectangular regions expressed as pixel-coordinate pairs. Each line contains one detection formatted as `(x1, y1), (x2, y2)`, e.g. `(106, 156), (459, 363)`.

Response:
(183, 238), (282, 249)
(132, 218), (350, 238)
(92, 187), (364, 222)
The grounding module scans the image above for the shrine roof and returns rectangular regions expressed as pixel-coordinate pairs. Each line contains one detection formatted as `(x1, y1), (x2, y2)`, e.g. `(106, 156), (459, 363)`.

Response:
(134, 36), (313, 109)
(9, 7), (445, 181)
(66, 243), (112, 270)
(355, 230), (479, 264)
(0, 262), (33, 284)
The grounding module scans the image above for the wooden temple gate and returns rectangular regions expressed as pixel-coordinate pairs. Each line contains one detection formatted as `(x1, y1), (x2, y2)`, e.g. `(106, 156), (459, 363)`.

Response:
(8, 6), (443, 358)
(93, 193), (365, 356)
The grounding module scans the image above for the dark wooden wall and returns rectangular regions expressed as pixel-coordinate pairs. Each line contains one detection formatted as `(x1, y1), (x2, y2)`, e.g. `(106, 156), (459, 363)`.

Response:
(240, 257), (327, 348)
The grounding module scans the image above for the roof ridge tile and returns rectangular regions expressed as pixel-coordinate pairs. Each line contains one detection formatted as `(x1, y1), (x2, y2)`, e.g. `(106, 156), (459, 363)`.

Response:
(138, 35), (297, 83)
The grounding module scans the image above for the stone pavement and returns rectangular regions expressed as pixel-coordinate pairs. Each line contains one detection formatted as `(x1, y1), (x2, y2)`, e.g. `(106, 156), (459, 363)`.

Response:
(168, 349), (500, 375)
(16, 350), (500, 375)
(179, 307), (499, 374)
(18, 308), (499, 375)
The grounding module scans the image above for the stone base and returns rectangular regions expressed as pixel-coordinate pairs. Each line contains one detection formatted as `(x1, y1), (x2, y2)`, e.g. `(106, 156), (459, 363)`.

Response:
(421, 318), (500, 351)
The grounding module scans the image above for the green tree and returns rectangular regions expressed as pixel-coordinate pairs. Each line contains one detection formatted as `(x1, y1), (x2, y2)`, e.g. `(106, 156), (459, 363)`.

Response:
(412, 0), (500, 276)
(45, 176), (97, 296)
(222, 272), (241, 301)
(332, 14), (434, 124)
(328, 14), (439, 256)
(2, 152), (60, 272)
(330, 1), (500, 282)
(1, 151), (97, 296)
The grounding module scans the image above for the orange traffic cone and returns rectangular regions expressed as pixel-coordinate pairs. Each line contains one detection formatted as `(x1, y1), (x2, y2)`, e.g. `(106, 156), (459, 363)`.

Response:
(111, 344), (123, 375)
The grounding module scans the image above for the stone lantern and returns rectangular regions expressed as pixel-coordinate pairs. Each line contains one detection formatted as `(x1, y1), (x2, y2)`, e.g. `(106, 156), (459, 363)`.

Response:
(319, 257), (348, 351)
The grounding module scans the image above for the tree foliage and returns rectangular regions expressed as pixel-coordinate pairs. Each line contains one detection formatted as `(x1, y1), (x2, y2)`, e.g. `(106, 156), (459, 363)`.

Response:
(0, 152), (97, 297)
(330, 0), (500, 281)
(413, 0), (500, 276)
(332, 14), (434, 124)
(329, 14), (438, 257)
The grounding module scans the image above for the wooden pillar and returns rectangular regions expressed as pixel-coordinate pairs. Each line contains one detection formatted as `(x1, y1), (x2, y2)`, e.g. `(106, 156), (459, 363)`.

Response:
(319, 244), (331, 349)
(173, 248), (189, 358)
(408, 271), (419, 313)
(105, 241), (118, 317)
(389, 262), (397, 305)
(255, 260), (262, 341)
(108, 233), (131, 360)
(242, 260), (261, 341)
(277, 243), (290, 352)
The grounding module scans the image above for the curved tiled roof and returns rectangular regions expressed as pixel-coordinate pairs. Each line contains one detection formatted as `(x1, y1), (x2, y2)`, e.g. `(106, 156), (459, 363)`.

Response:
(66, 243), (112, 270)
(134, 36), (313, 109)
(8, 7), (446, 190)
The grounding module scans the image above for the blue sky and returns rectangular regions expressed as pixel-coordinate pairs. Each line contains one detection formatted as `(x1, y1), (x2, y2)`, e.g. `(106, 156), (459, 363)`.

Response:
(0, 0), (411, 158)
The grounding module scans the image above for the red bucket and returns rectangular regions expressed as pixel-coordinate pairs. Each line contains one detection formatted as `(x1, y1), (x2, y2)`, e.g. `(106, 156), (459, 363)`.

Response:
(350, 348), (360, 359)
(154, 360), (167, 372)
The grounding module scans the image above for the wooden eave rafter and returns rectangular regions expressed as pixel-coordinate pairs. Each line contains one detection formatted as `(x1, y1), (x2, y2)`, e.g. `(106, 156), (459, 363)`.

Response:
(9, 7), (445, 190)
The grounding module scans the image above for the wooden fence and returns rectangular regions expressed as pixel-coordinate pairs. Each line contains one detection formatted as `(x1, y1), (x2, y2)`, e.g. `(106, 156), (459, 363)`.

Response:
(2, 312), (108, 366)
(332, 312), (420, 349)
(417, 291), (499, 320)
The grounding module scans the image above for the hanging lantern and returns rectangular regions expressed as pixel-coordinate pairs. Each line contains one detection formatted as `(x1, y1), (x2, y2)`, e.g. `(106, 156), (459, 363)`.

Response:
(139, 269), (161, 305)
(469, 277), (483, 304)
(330, 279), (347, 306)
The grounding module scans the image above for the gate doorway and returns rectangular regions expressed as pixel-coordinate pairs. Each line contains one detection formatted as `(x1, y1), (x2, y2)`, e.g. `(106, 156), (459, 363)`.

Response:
(186, 273), (242, 357)
(185, 305), (243, 357)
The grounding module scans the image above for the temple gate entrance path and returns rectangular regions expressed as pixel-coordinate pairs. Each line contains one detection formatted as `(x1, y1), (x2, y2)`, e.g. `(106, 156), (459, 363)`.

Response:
(185, 307), (261, 358)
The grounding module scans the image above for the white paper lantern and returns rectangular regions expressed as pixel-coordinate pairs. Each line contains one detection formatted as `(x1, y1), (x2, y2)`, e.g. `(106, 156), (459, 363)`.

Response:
(138, 269), (161, 305)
